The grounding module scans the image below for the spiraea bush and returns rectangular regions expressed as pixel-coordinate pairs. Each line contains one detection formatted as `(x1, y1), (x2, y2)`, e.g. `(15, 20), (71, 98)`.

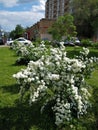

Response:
(13, 43), (98, 129)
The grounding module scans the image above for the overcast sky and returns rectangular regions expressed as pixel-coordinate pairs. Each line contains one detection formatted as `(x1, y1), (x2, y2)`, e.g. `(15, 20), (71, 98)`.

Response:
(0, 0), (46, 32)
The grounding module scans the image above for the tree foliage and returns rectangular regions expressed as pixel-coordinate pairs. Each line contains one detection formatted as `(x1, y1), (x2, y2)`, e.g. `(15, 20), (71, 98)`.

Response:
(71, 0), (98, 38)
(10, 24), (25, 39)
(48, 14), (77, 41)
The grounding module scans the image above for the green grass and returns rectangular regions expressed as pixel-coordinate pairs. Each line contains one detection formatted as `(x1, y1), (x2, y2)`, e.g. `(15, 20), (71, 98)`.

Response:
(0, 46), (98, 130)
(0, 47), (24, 86)
(0, 47), (25, 107)
(0, 47), (55, 130)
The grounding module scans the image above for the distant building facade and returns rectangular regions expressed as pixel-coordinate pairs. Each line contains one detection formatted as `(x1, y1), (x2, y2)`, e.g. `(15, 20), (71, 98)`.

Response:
(45, 0), (70, 19)
(26, 18), (55, 41)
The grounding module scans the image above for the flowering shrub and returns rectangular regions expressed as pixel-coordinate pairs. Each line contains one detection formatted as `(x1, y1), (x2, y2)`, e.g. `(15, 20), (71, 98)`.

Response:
(11, 40), (50, 64)
(13, 45), (98, 129)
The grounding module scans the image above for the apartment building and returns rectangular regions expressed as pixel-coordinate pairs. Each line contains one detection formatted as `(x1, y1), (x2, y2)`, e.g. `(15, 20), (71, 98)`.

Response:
(45, 0), (70, 19)
(26, 0), (70, 41)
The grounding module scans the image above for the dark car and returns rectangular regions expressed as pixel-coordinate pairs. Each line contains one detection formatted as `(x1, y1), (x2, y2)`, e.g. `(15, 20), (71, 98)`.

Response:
(64, 37), (81, 46)
(0, 39), (4, 45)
(64, 40), (75, 46)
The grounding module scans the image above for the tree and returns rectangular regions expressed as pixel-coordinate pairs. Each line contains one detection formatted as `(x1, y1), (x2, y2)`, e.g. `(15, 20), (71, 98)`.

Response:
(71, 0), (98, 38)
(10, 24), (25, 39)
(48, 14), (77, 41)
(9, 30), (15, 39)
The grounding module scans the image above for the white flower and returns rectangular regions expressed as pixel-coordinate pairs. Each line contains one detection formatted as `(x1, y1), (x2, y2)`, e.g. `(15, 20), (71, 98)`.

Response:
(70, 76), (75, 84)
(41, 41), (45, 44)
(81, 47), (89, 56)
(24, 70), (31, 76)
(71, 85), (78, 95)
(47, 73), (60, 80)
(13, 72), (28, 79)
(51, 74), (60, 80)
(81, 88), (91, 99)
(27, 78), (32, 82)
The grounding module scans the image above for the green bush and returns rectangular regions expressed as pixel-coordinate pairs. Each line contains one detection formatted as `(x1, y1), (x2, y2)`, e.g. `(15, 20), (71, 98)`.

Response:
(92, 42), (98, 49)
(81, 39), (93, 47)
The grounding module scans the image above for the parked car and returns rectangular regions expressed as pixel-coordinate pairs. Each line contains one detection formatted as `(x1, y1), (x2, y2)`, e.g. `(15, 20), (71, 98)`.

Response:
(6, 39), (13, 45)
(64, 37), (81, 46)
(73, 37), (81, 46)
(7, 37), (32, 46)
(52, 40), (75, 47)
(64, 40), (75, 46)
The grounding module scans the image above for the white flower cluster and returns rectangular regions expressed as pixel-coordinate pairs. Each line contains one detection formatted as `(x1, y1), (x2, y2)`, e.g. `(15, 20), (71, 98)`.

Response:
(80, 47), (89, 56)
(13, 45), (97, 127)
(12, 41), (48, 63)
(53, 97), (71, 126)
(30, 80), (47, 103)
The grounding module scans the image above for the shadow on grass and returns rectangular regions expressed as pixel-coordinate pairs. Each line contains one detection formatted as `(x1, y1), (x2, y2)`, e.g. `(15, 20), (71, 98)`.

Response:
(0, 99), (56, 130)
(1, 84), (20, 94)
(66, 48), (81, 58)
(12, 57), (29, 66)
(89, 51), (98, 58)
(0, 101), (40, 130)
(92, 86), (98, 129)
(0, 84), (56, 130)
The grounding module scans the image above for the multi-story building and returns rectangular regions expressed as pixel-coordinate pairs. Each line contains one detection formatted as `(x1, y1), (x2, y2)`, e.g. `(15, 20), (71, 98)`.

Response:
(26, 0), (70, 41)
(45, 0), (70, 19)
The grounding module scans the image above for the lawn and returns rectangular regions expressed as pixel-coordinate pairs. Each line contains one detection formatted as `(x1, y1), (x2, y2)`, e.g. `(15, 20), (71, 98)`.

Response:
(0, 46), (98, 130)
(0, 47), (55, 130)
(0, 47), (25, 107)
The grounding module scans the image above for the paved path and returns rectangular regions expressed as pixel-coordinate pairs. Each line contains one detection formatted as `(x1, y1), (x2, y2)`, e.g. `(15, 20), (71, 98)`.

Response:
(0, 45), (8, 47)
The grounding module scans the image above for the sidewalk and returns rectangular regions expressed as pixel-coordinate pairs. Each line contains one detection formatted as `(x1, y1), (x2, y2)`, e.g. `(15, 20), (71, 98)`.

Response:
(0, 45), (8, 47)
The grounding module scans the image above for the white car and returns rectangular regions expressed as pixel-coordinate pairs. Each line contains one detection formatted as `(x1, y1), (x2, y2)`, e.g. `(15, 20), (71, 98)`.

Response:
(7, 37), (32, 46)
(6, 39), (13, 45)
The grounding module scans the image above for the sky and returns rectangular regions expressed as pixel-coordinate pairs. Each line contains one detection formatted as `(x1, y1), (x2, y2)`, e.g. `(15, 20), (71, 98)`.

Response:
(0, 0), (46, 32)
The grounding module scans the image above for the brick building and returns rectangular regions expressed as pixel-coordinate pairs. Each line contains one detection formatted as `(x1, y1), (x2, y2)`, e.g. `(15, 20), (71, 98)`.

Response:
(26, 18), (55, 41)
(26, 0), (70, 41)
